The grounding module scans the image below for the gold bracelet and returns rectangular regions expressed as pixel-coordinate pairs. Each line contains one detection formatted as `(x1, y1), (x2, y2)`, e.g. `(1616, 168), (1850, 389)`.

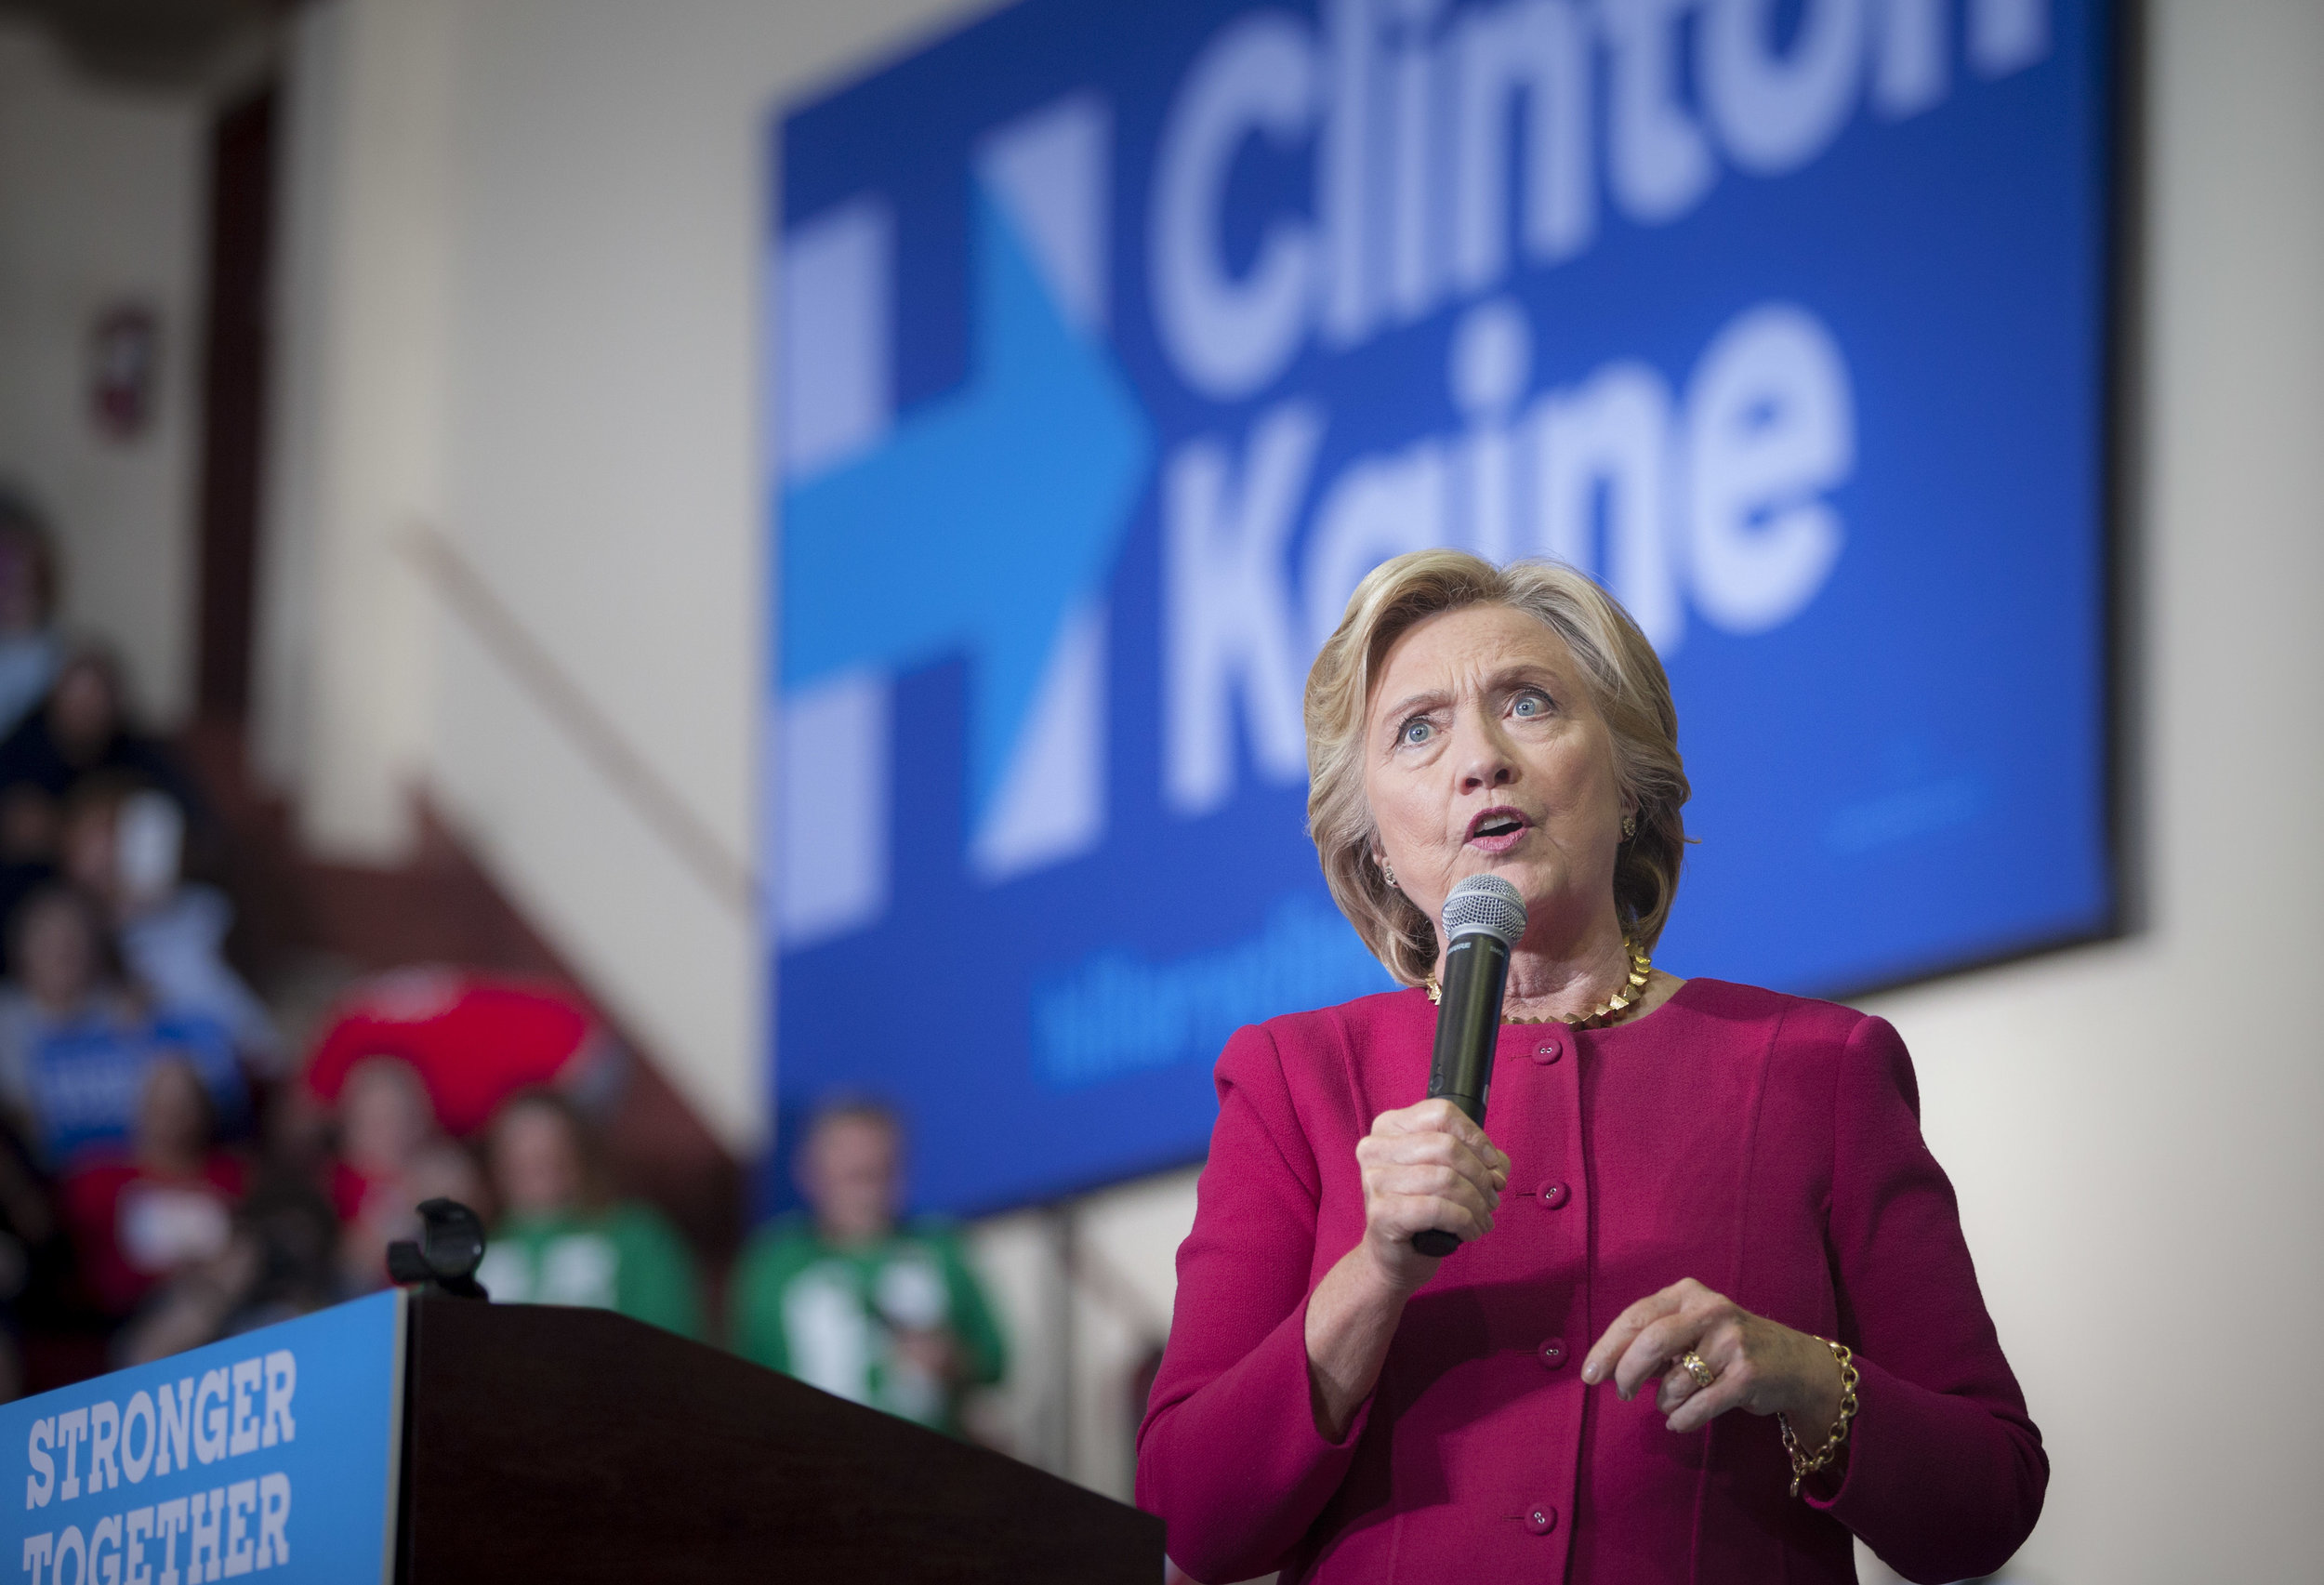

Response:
(1776, 1338), (1860, 1499)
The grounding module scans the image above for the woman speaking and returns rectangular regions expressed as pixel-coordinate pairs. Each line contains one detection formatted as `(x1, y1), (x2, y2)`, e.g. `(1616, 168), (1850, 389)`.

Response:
(1135, 553), (2044, 1584)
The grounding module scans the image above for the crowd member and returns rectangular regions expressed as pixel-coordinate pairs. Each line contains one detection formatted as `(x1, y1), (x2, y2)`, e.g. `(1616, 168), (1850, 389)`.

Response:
(0, 785), (56, 951)
(0, 651), (210, 1061)
(475, 1090), (700, 1338)
(59, 781), (279, 1067)
(730, 1099), (1004, 1436)
(0, 491), (62, 742)
(327, 1055), (442, 1290)
(0, 887), (125, 1133)
(0, 886), (244, 1167)
(0, 648), (204, 861)
(214, 1171), (347, 1333)
(117, 1060), (480, 1363)
(112, 1170), (345, 1367)
(59, 1057), (245, 1322)
(303, 967), (622, 1137)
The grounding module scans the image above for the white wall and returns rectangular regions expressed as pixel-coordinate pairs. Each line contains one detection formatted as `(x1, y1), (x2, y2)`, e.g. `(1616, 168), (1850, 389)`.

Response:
(0, 21), (205, 725)
(263, 0), (2324, 1572)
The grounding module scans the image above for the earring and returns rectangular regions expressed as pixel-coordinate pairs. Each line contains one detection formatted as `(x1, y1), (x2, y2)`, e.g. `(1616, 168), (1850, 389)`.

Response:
(1620, 813), (1638, 839)
(1380, 860), (1398, 890)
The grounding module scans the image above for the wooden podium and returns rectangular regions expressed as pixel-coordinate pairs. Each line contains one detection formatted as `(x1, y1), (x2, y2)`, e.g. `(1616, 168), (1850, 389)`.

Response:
(396, 1297), (1161, 1581)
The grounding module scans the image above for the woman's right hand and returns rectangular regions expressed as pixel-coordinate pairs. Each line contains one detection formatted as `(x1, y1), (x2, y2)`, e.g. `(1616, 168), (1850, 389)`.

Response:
(1304, 1099), (1512, 1438)
(1354, 1098), (1511, 1291)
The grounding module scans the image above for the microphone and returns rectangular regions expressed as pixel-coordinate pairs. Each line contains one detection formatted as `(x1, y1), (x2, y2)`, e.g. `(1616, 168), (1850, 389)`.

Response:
(1412, 874), (1525, 1258)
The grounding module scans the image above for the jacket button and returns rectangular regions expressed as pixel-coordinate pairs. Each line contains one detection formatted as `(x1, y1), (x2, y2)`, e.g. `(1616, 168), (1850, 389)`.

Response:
(1538, 1181), (1569, 1208)
(1537, 1337), (1567, 1369)
(1525, 1505), (1558, 1535)
(1532, 1037), (1563, 1063)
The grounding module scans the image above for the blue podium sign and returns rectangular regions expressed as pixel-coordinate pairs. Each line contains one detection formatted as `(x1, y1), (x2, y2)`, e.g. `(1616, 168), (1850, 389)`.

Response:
(769, 0), (2118, 1213)
(0, 1291), (405, 1585)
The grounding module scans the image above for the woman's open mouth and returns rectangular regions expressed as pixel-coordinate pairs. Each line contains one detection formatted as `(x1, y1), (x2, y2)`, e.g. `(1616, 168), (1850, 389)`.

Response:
(1464, 807), (1532, 853)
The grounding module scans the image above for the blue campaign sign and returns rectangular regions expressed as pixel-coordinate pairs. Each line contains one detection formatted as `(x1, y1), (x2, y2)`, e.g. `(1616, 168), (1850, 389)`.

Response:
(0, 1291), (405, 1584)
(769, 0), (2116, 1213)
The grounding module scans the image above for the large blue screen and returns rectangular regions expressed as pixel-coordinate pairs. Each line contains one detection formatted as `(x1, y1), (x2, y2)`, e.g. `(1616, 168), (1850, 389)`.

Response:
(768, 0), (2115, 1214)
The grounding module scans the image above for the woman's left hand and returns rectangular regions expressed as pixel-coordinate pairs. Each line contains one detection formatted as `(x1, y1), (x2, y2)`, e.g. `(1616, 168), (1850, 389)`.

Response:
(1580, 1277), (1844, 1438)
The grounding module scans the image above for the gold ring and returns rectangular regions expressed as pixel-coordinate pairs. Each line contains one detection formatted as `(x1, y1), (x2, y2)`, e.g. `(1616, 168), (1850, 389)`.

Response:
(1679, 1351), (1714, 1391)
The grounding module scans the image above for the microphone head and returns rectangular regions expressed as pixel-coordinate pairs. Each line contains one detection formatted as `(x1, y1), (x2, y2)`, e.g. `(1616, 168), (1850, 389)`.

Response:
(1442, 873), (1526, 947)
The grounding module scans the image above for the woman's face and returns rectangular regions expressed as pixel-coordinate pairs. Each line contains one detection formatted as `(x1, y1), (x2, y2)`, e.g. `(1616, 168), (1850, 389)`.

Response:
(340, 1060), (434, 1177)
(18, 898), (96, 1009)
(492, 1104), (582, 1220)
(136, 1058), (210, 1162)
(59, 803), (117, 898)
(800, 1116), (901, 1243)
(49, 662), (118, 759)
(1361, 604), (1628, 961)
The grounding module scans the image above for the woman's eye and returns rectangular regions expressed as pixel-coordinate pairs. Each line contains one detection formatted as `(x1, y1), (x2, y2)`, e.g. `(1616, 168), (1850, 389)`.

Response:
(1512, 691), (1550, 719)
(1399, 719), (1433, 746)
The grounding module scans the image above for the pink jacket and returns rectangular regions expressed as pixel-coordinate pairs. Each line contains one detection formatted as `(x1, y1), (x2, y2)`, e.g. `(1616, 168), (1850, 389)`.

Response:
(1136, 980), (2044, 1584)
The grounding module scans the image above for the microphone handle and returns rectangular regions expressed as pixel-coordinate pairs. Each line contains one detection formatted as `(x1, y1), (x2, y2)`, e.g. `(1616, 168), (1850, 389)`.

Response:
(1412, 931), (1511, 1258)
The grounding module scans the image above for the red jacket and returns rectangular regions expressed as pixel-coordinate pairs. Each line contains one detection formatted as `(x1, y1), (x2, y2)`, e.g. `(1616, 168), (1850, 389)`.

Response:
(1136, 980), (2044, 1585)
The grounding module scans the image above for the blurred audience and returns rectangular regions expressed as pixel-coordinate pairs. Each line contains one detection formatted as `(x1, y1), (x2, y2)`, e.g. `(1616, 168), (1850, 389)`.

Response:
(730, 1099), (1004, 1436)
(0, 886), (245, 1168)
(59, 779), (279, 1067)
(0, 888), (133, 1127)
(113, 1171), (346, 1367)
(475, 1089), (701, 1338)
(59, 1057), (244, 1321)
(0, 528), (713, 1393)
(0, 646), (208, 962)
(0, 647), (200, 828)
(327, 1055), (442, 1291)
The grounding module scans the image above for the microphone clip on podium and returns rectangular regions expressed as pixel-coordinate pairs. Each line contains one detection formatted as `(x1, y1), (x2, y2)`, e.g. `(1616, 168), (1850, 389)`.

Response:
(388, 1196), (491, 1300)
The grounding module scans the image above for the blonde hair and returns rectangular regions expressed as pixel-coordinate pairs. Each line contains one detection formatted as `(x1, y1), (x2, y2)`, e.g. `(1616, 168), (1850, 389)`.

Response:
(1304, 551), (1691, 984)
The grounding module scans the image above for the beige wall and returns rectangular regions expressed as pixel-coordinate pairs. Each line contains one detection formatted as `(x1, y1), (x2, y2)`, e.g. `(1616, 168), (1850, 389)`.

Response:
(257, 0), (1021, 1153)
(251, 0), (453, 864)
(257, 0), (2323, 1573)
(0, 21), (205, 725)
(1869, 4), (2324, 1573)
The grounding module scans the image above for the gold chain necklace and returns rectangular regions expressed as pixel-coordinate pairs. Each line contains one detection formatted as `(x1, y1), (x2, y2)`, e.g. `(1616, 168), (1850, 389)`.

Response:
(1425, 941), (1654, 1029)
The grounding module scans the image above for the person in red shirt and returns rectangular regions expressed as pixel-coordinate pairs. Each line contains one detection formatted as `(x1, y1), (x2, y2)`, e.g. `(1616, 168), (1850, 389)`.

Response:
(301, 967), (619, 1136)
(61, 1056), (244, 1319)
(327, 1054), (452, 1291)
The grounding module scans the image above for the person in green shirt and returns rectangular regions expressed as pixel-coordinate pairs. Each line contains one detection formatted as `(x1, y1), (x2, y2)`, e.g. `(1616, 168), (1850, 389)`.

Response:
(476, 1088), (703, 1340)
(730, 1099), (1005, 1436)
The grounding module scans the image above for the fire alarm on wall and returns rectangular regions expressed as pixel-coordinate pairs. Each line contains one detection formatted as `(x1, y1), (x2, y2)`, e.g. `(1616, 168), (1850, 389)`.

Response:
(88, 302), (160, 443)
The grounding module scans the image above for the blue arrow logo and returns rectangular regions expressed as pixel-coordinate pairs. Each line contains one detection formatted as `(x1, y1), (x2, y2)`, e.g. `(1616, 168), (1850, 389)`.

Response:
(780, 183), (1155, 833)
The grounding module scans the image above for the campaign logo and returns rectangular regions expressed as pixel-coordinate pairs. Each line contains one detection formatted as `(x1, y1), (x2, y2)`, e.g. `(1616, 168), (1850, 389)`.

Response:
(777, 99), (1143, 944)
(770, 0), (2113, 1212)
